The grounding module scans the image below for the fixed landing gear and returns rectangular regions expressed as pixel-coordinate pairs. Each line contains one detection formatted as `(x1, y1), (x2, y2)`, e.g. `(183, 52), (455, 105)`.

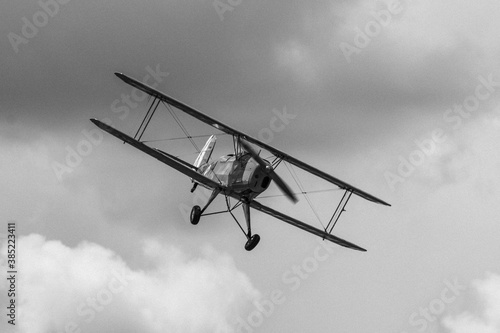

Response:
(190, 205), (201, 225)
(190, 189), (220, 226)
(245, 234), (260, 251)
(189, 189), (262, 251)
(242, 202), (261, 251)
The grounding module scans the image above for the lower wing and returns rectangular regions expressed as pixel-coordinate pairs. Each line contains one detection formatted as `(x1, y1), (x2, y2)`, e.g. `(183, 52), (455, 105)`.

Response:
(90, 119), (222, 190)
(249, 200), (367, 252)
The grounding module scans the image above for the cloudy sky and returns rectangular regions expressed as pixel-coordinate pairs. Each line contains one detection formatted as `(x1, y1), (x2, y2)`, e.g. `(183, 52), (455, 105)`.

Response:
(1, 0), (500, 332)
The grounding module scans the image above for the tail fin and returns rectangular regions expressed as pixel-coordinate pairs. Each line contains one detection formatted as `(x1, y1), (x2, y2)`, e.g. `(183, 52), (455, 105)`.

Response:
(194, 135), (216, 168)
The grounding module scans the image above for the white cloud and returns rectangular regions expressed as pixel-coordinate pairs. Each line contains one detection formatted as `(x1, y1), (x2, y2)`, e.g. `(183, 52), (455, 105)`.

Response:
(0, 234), (260, 333)
(442, 273), (500, 333)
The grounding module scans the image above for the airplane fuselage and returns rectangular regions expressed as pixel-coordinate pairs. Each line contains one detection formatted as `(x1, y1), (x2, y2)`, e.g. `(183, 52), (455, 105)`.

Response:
(198, 153), (272, 199)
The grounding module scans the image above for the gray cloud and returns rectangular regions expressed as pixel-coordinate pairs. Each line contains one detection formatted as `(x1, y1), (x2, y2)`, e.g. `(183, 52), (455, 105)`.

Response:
(442, 273), (500, 333)
(2, 1), (500, 332)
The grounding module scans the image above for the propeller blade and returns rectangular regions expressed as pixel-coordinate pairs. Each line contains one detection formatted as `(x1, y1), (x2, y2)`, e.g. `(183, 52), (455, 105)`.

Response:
(240, 140), (298, 203)
(268, 169), (298, 203)
(240, 140), (267, 169)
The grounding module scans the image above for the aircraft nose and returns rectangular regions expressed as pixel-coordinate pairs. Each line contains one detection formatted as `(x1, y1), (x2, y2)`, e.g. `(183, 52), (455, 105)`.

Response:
(253, 164), (272, 190)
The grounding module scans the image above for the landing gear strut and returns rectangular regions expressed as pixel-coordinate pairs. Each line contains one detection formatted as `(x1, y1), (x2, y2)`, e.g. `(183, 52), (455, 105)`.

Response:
(190, 189), (220, 225)
(242, 201), (260, 251)
(189, 190), (261, 251)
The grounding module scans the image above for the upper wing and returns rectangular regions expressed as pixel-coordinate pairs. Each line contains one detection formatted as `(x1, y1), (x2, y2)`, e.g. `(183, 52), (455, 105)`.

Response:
(115, 72), (390, 206)
(249, 200), (366, 251)
(90, 119), (223, 190)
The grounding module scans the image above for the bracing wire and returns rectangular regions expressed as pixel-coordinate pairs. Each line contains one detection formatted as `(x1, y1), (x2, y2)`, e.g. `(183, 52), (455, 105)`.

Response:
(284, 162), (326, 230)
(258, 188), (341, 199)
(142, 133), (228, 143)
(162, 101), (200, 153)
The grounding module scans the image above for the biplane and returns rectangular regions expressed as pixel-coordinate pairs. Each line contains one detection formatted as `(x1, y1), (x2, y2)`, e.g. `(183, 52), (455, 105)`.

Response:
(91, 72), (390, 252)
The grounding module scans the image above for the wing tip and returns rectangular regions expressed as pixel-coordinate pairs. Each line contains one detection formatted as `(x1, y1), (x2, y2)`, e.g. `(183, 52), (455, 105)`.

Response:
(114, 72), (130, 83)
(370, 197), (391, 207)
(345, 242), (367, 252)
(325, 234), (367, 252)
(90, 118), (104, 128)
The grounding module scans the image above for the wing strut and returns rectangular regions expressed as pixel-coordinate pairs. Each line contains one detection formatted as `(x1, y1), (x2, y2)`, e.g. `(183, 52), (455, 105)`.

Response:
(135, 97), (160, 141)
(325, 189), (353, 235)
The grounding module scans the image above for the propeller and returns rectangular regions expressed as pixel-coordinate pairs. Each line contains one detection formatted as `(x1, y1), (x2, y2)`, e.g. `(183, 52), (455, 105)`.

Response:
(239, 140), (298, 203)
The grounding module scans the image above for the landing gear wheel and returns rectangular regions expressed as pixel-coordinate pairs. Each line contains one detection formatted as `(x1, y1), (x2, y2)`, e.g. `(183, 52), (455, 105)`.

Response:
(190, 205), (201, 225)
(244, 234), (260, 251)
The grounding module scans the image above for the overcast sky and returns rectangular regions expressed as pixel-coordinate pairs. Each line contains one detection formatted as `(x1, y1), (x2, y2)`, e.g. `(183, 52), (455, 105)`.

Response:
(1, 0), (500, 332)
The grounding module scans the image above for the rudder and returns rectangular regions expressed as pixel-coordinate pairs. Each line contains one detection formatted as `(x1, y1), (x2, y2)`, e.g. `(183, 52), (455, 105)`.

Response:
(194, 135), (216, 168)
